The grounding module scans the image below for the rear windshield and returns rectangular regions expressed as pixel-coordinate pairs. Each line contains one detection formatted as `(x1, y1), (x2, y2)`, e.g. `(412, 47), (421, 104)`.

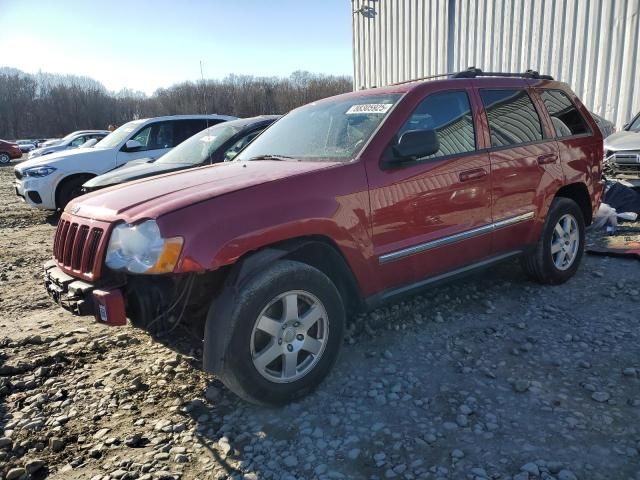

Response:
(236, 94), (402, 162)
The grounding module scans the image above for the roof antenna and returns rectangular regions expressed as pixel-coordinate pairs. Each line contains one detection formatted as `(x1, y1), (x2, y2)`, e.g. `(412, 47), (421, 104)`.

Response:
(200, 60), (209, 127)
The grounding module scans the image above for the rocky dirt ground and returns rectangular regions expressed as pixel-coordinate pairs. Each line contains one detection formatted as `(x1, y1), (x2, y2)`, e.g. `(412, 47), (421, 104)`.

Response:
(0, 159), (639, 480)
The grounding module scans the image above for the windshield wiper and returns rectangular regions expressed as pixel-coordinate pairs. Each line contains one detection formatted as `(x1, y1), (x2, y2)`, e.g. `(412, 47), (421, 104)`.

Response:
(246, 154), (298, 161)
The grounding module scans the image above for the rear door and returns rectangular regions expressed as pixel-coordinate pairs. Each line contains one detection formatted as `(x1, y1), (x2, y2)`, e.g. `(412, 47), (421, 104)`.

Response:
(536, 87), (603, 212)
(365, 86), (492, 291)
(476, 83), (560, 253)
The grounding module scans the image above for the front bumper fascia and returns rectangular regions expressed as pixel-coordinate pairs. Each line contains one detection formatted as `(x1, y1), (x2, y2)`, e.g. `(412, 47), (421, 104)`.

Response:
(44, 260), (97, 315)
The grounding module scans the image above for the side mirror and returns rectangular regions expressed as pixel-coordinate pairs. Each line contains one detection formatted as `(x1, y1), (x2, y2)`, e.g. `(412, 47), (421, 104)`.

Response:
(391, 129), (440, 161)
(124, 139), (144, 152)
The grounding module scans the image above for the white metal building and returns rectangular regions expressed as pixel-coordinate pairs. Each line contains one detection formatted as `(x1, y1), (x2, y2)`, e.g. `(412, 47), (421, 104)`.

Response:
(351, 0), (640, 128)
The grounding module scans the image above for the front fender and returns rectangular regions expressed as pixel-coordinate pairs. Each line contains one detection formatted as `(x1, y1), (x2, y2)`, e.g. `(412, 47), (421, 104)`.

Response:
(157, 161), (379, 296)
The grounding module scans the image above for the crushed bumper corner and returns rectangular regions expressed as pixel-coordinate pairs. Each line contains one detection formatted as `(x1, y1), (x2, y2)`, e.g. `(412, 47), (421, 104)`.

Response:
(43, 261), (95, 316)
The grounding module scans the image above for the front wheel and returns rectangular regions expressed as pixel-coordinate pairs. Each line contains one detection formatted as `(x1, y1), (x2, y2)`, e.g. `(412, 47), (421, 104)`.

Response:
(521, 197), (585, 284)
(0, 153), (10, 164)
(55, 175), (92, 210)
(206, 260), (345, 405)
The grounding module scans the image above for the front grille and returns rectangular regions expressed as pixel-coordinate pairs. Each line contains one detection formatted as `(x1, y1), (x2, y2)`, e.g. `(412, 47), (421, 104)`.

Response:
(14, 170), (23, 180)
(612, 151), (640, 165)
(614, 164), (640, 174)
(53, 217), (107, 280)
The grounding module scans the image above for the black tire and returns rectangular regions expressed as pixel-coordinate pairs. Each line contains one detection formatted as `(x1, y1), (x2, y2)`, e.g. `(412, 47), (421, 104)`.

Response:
(521, 197), (585, 284)
(0, 153), (10, 164)
(206, 260), (345, 405)
(56, 175), (92, 210)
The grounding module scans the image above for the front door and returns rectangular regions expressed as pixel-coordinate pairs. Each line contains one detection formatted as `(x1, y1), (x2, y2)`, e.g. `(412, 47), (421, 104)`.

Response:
(365, 89), (492, 292)
(116, 121), (176, 166)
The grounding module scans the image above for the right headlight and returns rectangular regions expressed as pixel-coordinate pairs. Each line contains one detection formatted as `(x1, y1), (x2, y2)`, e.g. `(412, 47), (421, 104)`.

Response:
(23, 166), (57, 177)
(105, 220), (183, 274)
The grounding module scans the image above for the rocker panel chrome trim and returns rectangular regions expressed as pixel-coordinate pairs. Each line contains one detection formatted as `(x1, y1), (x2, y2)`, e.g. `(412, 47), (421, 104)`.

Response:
(379, 211), (534, 264)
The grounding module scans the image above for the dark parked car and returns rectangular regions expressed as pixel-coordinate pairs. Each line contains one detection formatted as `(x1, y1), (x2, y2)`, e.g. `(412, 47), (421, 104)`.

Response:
(45, 70), (603, 404)
(0, 139), (23, 164)
(603, 111), (640, 186)
(82, 116), (280, 193)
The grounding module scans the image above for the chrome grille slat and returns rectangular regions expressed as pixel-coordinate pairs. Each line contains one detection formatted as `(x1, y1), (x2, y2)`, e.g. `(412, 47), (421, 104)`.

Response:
(52, 218), (105, 278)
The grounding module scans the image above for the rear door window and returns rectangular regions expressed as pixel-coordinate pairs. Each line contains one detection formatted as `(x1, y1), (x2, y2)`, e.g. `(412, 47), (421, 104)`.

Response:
(173, 120), (210, 146)
(539, 90), (590, 137)
(480, 89), (544, 147)
(397, 90), (476, 160)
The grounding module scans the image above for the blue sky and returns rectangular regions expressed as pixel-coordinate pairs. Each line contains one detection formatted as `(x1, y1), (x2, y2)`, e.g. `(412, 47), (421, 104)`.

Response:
(0, 0), (353, 94)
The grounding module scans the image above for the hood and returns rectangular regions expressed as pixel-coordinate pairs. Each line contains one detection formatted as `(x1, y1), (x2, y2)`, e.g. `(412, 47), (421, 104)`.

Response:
(30, 144), (65, 156)
(83, 161), (190, 190)
(16, 147), (108, 170)
(68, 160), (341, 223)
(604, 130), (640, 152)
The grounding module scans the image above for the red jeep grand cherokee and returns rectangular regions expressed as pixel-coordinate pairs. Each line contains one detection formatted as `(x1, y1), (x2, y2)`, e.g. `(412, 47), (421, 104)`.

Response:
(45, 69), (603, 404)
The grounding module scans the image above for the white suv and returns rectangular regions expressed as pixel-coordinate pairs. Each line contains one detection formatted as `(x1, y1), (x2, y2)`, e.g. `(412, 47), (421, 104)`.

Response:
(14, 114), (236, 210)
(28, 130), (110, 159)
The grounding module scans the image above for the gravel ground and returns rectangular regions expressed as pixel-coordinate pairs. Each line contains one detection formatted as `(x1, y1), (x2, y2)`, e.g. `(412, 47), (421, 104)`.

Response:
(0, 159), (639, 480)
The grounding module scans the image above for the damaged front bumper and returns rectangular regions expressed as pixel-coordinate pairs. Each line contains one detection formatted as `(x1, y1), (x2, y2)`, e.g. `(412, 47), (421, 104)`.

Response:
(604, 152), (640, 187)
(43, 260), (127, 326)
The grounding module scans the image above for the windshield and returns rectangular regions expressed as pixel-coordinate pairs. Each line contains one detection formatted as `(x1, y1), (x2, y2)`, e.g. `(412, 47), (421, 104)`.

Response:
(94, 120), (145, 149)
(236, 94), (402, 162)
(156, 123), (241, 165)
(628, 113), (640, 132)
(61, 131), (82, 142)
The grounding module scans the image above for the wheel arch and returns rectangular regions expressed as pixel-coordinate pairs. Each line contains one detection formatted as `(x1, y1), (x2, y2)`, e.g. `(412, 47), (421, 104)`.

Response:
(554, 182), (593, 226)
(202, 235), (363, 374)
(54, 172), (96, 208)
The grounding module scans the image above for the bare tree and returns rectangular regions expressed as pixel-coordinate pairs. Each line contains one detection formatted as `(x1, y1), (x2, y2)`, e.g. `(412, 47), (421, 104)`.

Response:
(0, 68), (352, 139)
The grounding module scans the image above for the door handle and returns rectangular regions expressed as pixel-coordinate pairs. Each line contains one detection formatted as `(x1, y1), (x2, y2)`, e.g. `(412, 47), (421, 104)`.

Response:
(459, 168), (487, 182)
(537, 153), (558, 165)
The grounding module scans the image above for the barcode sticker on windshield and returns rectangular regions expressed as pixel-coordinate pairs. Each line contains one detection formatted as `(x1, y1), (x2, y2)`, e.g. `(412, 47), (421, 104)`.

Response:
(346, 104), (393, 115)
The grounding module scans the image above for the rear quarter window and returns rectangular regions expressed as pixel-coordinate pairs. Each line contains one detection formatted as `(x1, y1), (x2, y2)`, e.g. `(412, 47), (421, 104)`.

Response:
(539, 90), (591, 137)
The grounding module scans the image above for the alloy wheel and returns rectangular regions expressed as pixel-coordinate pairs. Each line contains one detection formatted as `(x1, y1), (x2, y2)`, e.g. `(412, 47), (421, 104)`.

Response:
(250, 290), (329, 383)
(550, 213), (579, 271)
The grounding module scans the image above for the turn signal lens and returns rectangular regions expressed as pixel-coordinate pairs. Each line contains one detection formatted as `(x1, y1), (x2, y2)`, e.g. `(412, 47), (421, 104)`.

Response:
(147, 237), (184, 274)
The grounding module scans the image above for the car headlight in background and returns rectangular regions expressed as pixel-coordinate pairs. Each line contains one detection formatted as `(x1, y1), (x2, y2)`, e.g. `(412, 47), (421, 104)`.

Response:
(105, 220), (183, 274)
(23, 166), (57, 177)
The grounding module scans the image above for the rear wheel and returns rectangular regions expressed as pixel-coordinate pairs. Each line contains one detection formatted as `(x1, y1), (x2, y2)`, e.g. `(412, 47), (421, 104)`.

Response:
(206, 260), (345, 405)
(0, 153), (10, 164)
(56, 175), (92, 210)
(521, 197), (585, 284)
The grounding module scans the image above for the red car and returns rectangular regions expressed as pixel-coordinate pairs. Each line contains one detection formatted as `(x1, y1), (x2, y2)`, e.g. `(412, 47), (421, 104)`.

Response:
(44, 69), (603, 404)
(0, 139), (23, 164)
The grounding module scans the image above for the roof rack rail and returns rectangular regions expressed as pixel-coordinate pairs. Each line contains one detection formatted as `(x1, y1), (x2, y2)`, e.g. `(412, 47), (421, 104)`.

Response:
(390, 72), (454, 86)
(386, 67), (553, 87)
(453, 67), (554, 80)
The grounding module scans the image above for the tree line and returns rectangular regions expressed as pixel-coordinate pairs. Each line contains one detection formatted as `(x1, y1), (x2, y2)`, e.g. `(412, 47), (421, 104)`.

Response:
(0, 68), (353, 139)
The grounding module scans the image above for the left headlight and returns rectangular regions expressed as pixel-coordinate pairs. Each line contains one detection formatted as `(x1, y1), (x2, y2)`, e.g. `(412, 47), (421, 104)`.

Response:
(105, 220), (183, 274)
(23, 166), (56, 177)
